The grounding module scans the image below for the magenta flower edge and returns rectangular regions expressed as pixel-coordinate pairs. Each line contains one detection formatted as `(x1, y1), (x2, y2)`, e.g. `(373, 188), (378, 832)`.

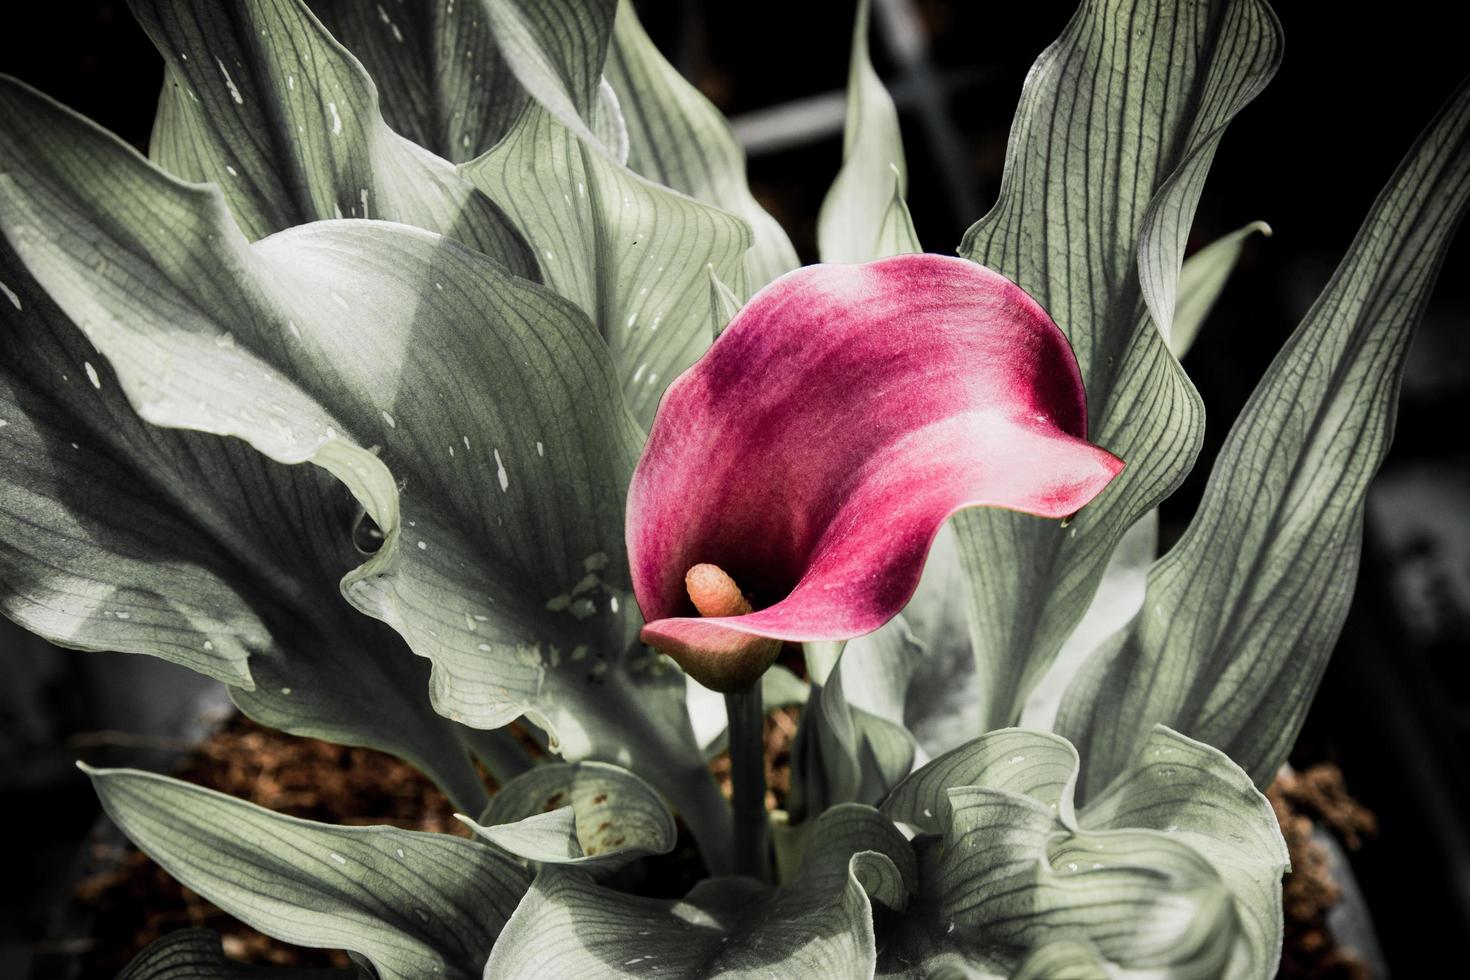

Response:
(627, 253), (1125, 692)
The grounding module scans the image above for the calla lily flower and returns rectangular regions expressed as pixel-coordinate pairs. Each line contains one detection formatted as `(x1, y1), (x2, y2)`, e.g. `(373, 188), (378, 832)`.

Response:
(628, 253), (1124, 692)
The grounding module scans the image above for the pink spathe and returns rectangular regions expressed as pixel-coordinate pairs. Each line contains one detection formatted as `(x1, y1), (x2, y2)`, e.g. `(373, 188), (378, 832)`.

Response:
(627, 253), (1123, 692)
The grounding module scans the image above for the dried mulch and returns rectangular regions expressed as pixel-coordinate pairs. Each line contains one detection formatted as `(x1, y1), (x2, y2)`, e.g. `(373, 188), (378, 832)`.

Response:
(709, 704), (801, 811)
(1269, 763), (1379, 980)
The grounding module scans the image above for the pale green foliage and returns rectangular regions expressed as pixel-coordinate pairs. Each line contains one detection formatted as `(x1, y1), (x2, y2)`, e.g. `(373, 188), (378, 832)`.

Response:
(118, 930), (360, 979)
(608, 0), (799, 289)
(954, 0), (1283, 733)
(460, 760), (677, 871)
(87, 765), (529, 980)
(818, 0), (921, 262)
(485, 804), (915, 978)
(787, 623), (920, 825)
(462, 101), (751, 429)
(1058, 78), (1470, 793)
(306, 0), (527, 164)
(879, 727), (1287, 978)
(481, 0), (619, 148)
(0, 79), (508, 812)
(0, 0), (730, 862)
(1171, 220), (1273, 357)
(139, 0), (534, 270)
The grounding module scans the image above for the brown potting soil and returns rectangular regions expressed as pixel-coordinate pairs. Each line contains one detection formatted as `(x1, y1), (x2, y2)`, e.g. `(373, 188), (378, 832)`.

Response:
(1269, 764), (1379, 980)
(709, 704), (801, 811)
(70, 717), (1372, 978)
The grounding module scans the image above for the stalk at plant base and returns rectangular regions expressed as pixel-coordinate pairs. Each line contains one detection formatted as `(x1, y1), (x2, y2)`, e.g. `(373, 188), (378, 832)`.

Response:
(725, 686), (771, 882)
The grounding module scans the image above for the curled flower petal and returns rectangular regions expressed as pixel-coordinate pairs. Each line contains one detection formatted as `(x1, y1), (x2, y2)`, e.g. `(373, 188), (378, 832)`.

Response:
(628, 254), (1123, 691)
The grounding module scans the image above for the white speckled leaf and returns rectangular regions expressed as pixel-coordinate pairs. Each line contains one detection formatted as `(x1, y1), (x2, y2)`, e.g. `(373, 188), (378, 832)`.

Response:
(482, 0), (617, 148)
(462, 101), (751, 429)
(0, 84), (525, 811)
(306, 0), (527, 164)
(136, 0), (533, 276)
(0, 77), (730, 863)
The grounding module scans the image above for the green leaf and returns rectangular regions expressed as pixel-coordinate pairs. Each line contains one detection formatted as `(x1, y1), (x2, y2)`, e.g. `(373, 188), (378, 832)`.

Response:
(905, 513), (1149, 755)
(1020, 511), (1158, 730)
(881, 729), (1078, 836)
(952, 0), (1282, 731)
(818, 0), (919, 262)
(707, 265), (743, 339)
(482, 0), (617, 146)
(1172, 220), (1272, 358)
(878, 727), (1285, 979)
(780, 630), (918, 882)
(911, 225), (1227, 745)
(1080, 727), (1290, 974)
(136, 0), (533, 276)
(787, 638), (917, 824)
(0, 244), (250, 691)
(485, 803), (915, 979)
(592, 81), (632, 166)
(879, 940), (1111, 980)
(837, 614), (926, 732)
(1011, 941), (1113, 980)
(1004, 218), (1263, 727)
(306, 0), (527, 163)
(0, 192), (491, 812)
(462, 102), (752, 429)
(87, 766), (530, 980)
(459, 760), (675, 871)
(118, 929), (362, 979)
(874, 167), (922, 259)
(1058, 78), (1470, 792)
(607, 0), (798, 290)
(0, 77), (730, 864)
(896, 523), (981, 757)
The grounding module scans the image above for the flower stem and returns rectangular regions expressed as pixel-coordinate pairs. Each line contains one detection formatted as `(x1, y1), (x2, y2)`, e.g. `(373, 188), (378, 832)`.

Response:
(725, 686), (770, 882)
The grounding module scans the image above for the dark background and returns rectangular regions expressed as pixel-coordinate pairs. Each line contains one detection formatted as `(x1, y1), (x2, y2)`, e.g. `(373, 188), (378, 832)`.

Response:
(2, 0), (1467, 976)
